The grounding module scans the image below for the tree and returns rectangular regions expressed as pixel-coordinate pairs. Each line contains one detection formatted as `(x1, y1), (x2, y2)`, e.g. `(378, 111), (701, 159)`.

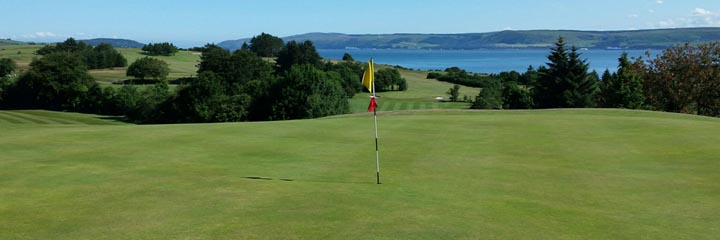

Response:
(472, 79), (502, 109)
(249, 33), (284, 57)
(8, 52), (96, 110)
(502, 82), (534, 109)
(600, 53), (645, 109)
(270, 64), (349, 120)
(447, 84), (461, 102)
(644, 42), (720, 116)
(35, 38), (126, 69)
(342, 53), (355, 61)
(0, 58), (16, 103)
(0, 58), (17, 77)
(534, 37), (598, 108)
(198, 44), (232, 74)
(126, 83), (172, 122)
(126, 57), (170, 82)
(275, 40), (322, 73)
(328, 61), (363, 97)
(142, 42), (179, 56)
(374, 68), (407, 92)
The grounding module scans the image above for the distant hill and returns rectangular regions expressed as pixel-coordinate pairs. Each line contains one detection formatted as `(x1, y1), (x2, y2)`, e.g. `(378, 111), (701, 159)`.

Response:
(79, 38), (145, 48)
(0, 39), (26, 46)
(218, 28), (720, 50)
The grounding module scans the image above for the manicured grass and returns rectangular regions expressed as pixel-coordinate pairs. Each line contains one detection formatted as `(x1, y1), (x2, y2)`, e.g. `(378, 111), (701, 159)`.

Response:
(1, 109), (719, 239)
(349, 67), (479, 113)
(0, 110), (126, 125)
(0, 45), (200, 84)
(89, 49), (201, 84)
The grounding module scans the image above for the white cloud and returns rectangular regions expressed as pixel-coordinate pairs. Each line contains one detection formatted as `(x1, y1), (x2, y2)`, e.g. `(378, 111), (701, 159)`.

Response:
(656, 8), (720, 28)
(628, 14), (640, 18)
(35, 32), (56, 37)
(19, 31), (58, 39)
(656, 0), (664, 4)
(693, 8), (712, 15)
(648, 9), (655, 13)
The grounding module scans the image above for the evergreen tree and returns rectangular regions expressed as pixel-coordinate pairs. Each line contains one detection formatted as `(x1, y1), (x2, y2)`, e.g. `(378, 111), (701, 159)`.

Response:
(601, 53), (644, 109)
(534, 37), (597, 108)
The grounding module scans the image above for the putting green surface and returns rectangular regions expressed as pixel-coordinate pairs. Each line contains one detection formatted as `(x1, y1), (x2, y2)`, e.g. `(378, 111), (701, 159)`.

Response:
(1, 109), (719, 239)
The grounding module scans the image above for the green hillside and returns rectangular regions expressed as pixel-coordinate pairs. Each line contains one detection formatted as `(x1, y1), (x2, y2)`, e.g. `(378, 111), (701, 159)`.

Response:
(79, 38), (145, 48)
(1, 45), (477, 111)
(0, 39), (26, 46)
(220, 28), (720, 50)
(1, 109), (719, 239)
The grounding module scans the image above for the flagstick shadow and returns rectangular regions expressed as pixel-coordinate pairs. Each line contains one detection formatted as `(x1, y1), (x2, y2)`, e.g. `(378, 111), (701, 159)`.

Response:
(243, 176), (374, 185)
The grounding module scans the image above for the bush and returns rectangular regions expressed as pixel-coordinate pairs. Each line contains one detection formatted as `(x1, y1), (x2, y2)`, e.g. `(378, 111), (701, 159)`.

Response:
(426, 72), (441, 79)
(270, 65), (349, 120)
(126, 57), (170, 82)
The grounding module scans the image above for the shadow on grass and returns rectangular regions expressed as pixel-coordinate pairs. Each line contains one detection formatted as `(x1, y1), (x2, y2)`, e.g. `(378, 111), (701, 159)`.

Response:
(244, 176), (373, 185)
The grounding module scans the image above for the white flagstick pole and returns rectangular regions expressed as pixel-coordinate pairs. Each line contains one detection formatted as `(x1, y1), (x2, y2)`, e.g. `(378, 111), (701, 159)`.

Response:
(371, 59), (381, 184)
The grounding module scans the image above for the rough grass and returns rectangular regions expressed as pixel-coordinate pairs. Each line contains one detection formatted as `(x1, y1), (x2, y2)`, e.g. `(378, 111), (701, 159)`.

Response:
(1, 109), (719, 239)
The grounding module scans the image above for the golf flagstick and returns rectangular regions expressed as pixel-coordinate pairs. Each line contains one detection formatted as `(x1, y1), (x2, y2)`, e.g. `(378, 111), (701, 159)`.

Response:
(373, 77), (380, 184)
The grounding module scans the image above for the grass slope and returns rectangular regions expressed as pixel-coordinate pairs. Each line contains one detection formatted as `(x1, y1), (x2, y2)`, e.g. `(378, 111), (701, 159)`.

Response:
(1, 109), (719, 239)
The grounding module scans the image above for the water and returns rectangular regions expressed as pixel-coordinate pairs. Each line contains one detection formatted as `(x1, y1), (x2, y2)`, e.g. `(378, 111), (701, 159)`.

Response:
(318, 49), (661, 74)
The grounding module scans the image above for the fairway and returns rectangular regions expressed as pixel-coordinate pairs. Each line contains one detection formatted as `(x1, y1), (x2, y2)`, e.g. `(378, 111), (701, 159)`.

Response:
(1, 109), (719, 239)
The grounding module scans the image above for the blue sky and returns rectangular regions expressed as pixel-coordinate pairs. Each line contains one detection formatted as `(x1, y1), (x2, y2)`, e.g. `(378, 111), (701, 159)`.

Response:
(2, 0), (719, 47)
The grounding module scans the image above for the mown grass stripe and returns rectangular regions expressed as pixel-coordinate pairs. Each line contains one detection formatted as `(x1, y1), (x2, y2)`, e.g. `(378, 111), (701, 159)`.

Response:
(423, 102), (433, 109)
(1, 111), (55, 124)
(398, 102), (409, 110)
(0, 113), (25, 124)
(411, 102), (422, 110)
(12, 111), (83, 125)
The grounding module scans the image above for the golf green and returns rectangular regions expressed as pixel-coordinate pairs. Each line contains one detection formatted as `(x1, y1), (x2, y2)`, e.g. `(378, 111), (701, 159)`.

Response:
(1, 109), (718, 239)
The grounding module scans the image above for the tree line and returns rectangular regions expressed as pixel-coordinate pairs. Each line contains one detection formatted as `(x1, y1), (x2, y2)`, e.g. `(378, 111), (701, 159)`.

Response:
(36, 38), (127, 69)
(142, 42), (179, 56)
(0, 34), (408, 123)
(436, 37), (720, 117)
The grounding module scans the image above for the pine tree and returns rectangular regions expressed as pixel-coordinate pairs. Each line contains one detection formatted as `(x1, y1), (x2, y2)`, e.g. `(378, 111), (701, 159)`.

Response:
(534, 37), (597, 108)
(600, 53), (644, 109)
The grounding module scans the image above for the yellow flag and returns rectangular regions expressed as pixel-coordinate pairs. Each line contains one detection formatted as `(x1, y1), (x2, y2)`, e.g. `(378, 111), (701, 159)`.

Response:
(362, 59), (374, 92)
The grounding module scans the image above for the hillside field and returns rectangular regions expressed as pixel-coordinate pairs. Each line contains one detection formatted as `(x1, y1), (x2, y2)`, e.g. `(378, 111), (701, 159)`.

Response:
(1, 109), (719, 239)
(0, 45), (478, 112)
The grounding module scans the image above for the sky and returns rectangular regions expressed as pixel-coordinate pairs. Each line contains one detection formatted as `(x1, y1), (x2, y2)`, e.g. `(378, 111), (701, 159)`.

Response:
(2, 0), (719, 47)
